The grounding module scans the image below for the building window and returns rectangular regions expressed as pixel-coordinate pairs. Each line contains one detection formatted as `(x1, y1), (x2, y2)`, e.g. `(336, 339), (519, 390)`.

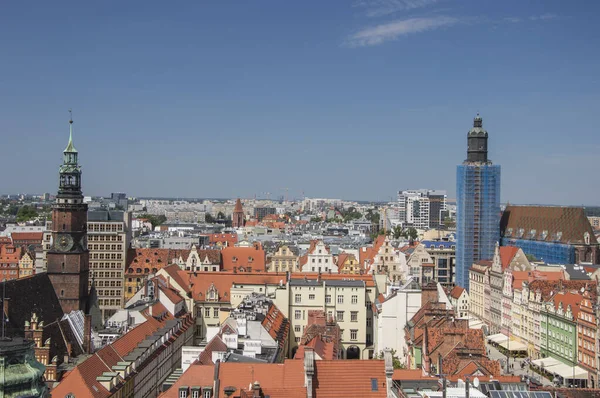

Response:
(351, 295), (358, 304)
(205, 308), (210, 317)
(295, 294), (301, 303)
(309, 294), (315, 300)
(350, 329), (358, 341)
(213, 308), (219, 317)
(337, 295), (344, 304)
(325, 295), (331, 304)
(295, 337), (301, 343)
(351, 311), (358, 322)
(337, 311), (344, 321)
(295, 325), (301, 333)
(295, 310), (301, 320)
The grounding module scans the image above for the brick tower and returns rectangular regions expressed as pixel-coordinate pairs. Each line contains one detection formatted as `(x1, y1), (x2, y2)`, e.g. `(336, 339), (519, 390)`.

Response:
(46, 115), (90, 314)
(232, 198), (245, 228)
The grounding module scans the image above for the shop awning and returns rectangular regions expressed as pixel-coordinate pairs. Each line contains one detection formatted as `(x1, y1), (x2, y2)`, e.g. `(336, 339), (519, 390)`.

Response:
(545, 363), (588, 380)
(498, 340), (527, 351)
(486, 333), (508, 343)
(531, 357), (562, 368)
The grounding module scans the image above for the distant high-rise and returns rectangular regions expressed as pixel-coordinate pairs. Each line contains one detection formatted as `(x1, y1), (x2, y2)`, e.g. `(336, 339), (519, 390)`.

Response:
(456, 114), (501, 290)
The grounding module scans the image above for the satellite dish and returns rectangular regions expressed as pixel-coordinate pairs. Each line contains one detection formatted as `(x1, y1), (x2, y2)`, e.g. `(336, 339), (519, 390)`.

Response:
(473, 377), (480, 388)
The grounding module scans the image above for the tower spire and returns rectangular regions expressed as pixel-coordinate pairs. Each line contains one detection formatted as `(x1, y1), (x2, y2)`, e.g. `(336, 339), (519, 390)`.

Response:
(64, 109), (77, 153)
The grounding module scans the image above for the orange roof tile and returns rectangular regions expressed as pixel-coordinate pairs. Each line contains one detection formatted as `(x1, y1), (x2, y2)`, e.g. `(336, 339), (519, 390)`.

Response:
(499, 246), (519, 270)
(314, 360), (387, 397)
(450, 286), (465, 299)
(190, 272), (287, 302)
(111, 317), (163, 357)
(221, 245), (266, 272)
(10, 232), (43, 242)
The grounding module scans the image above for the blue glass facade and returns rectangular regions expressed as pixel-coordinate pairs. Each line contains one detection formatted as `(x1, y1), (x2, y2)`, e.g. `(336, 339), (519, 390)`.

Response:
(456, 164), (501, 290)
(500, 238), (575, 264)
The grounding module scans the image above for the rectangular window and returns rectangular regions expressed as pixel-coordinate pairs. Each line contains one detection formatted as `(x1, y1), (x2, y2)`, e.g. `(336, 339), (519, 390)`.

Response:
(309, 294), (315, 300)
(337, 295), (344, 304)
(295, 325), (301, 332)
(295, 294), (301, 303)
(213, 308), (219, 317)
(351, 311), (358, 322)
(325, 295), (331, 304)
(351, 329), (358, 341)
(295, 310), (301, 320)
(351, 295), (358, 304)
(336, 311), (344, 321)
(205, 307), (210, 317)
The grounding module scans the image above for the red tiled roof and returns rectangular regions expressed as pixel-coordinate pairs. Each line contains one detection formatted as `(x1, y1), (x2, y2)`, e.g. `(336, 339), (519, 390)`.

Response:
(499, 246), (519, 270)
(392, 369), (431, 380)
(111, 317), (163, 357)
(198, 335), (228, 365)
(159, 285), (183, 305)
(261, 303), (289, 349)
(161, 264), (191, 293)
(290, 272), (376, 287)
(527, 280), (596, 301)
(191, 272), (287, 302)
(450, 286), (465, 299)
(221, 245), (266, 272)
(10, 232), (43, 242)
(501, 205), (596, 244)
(204, 233), (238, 246)
(314, 360), (387, 397)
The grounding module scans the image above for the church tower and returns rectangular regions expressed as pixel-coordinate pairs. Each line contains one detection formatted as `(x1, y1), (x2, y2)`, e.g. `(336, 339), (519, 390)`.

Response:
(232, 198), (245, 228)
(46, 115), (90, 314)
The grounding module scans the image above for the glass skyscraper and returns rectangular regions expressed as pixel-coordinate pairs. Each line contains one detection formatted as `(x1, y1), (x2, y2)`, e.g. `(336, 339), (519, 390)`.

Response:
(455, 114), (501, 290)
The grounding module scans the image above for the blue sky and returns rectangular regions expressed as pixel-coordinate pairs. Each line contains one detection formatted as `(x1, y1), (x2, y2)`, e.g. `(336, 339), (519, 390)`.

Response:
(1, 0), (599, 204)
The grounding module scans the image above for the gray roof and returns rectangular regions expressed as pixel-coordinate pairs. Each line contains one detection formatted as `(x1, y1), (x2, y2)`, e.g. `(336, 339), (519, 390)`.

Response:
(289, 278), (364, 288)
(88, 210), (125, 222)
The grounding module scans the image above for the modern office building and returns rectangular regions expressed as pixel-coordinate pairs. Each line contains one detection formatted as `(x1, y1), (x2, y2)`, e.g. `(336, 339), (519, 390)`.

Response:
(396, 190), (447, 229)
(87, 209), (131, 320)
(456, 114), (501, 290)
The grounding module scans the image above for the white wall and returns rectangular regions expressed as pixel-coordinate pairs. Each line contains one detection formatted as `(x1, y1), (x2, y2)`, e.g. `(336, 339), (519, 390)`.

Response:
(377, 287), (421, 359)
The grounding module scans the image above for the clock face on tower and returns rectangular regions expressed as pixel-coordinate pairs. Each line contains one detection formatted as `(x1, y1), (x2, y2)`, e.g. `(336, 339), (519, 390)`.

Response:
(80, 235), (88, 251)
(56, 234), (74, 252)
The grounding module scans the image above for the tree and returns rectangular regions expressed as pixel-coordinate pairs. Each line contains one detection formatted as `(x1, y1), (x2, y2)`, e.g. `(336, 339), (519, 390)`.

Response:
(443, 216), (456, 229)
(373, 349), (405, 369)
(205, 213), (216, 223)
(405, 227), (418, 241)
(16, 205), (38, 222)
(217, 211), (226, 220)
(138, 213), (167, 229)
(392, 225), (404, 240)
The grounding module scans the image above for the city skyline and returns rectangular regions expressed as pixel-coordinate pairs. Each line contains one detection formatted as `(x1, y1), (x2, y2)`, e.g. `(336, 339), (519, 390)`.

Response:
(1, 1), (599, 204)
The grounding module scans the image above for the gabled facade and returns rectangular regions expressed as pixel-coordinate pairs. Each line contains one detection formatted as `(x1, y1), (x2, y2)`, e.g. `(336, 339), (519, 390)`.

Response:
(406, 244), (432, 284)
(268, 244), (299, 273)
(449, 286), (469, 318)
(468, 261), (491, 320)
(18, 250), (35, 278)
(300, 240), (337, 273)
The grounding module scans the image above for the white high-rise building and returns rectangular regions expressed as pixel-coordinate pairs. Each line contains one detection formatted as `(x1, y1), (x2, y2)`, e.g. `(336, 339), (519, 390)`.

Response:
(397, 189), (447, 229)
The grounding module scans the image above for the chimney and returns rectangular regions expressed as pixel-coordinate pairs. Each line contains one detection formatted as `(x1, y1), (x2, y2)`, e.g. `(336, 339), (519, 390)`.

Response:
(384, 348), (394, 398)
(421, 282), (437, 305)
(465, 376), (470, 398)
(252, 381), (261, 398)
(304, 348), (315, 398)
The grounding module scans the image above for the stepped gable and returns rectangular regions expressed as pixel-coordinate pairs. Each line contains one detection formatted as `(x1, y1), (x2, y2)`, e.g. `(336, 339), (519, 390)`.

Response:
(501, 205), (595, 244)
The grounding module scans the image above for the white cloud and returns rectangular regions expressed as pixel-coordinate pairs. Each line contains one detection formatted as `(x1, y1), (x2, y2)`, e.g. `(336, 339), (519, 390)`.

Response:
(354, 0), (441, 17)
(504, 17), (522, 23)
(345, 16), (459, 47)
(530, 13), (557, 21)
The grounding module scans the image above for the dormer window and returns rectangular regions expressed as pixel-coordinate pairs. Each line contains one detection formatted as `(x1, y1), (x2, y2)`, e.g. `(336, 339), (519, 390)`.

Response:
(529, 229), (536, 239)
(584, 232), (590, 245)
(540, 230), (548, 240)
(232, 257), (237, 263)
(507, 228), (513, 236)
(517, 228), (524, 238)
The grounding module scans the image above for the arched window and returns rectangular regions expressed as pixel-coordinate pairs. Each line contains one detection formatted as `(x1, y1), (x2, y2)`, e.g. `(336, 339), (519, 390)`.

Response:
(60, 290), (64, 297)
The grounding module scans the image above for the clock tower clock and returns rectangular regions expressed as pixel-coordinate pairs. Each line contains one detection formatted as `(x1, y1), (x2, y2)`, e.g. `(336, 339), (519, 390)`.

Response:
(46, 115), (90, 314)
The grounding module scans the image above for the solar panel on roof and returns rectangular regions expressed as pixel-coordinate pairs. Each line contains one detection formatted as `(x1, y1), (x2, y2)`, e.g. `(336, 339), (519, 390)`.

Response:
(493, 381), (502, 391)
(489, 390), (501, 398)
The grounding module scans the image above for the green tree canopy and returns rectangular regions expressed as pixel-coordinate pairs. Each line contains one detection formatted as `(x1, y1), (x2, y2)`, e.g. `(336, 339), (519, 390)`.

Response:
(16, 205), (38, 222)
